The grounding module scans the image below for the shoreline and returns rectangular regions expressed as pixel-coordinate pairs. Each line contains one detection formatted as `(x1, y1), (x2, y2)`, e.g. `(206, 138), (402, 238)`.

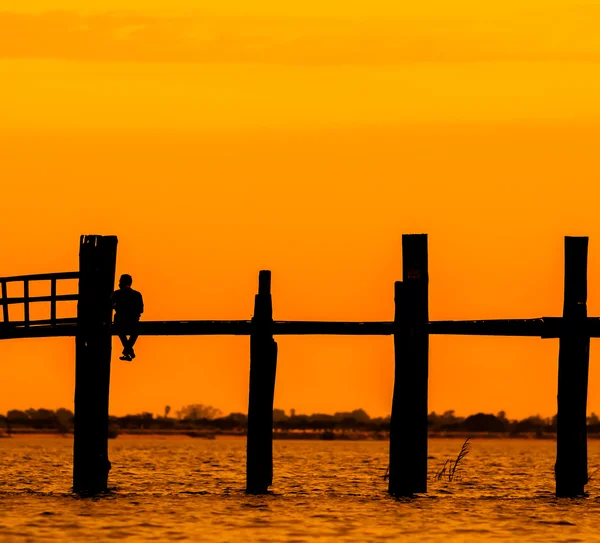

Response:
(2, 429), (599, 441)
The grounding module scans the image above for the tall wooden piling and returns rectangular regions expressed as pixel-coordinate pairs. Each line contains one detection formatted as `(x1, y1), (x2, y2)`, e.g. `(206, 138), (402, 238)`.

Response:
(556, 236), (590, 497)
(246, 270), (278, 494)
(389, 234), (429, 496)
(73, 235), (118, 495)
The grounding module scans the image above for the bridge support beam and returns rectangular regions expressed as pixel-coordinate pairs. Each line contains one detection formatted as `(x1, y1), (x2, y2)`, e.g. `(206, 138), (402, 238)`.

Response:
(389, 234), (429, 496)
(73, 235), (118, 495)
(556, 236), (590, 497)
(246, 270), (278, 494)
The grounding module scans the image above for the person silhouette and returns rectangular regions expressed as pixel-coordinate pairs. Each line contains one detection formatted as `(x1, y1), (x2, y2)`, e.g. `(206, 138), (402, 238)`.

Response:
(111, 274), (144, 361)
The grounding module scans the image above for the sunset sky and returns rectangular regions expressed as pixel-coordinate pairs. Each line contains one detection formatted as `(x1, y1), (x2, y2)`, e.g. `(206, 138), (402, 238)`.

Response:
(2, 1), (600, 420)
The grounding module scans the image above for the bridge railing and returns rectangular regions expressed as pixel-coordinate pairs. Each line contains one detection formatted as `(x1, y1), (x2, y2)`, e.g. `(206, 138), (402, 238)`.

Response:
(0, 271), (79, 328)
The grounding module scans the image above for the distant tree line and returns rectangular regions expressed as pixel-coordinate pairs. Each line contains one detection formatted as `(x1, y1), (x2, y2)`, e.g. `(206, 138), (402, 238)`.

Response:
(429, 410), (600, 436)
(3, 406), (600, 436)
(0, 408), (74, 433)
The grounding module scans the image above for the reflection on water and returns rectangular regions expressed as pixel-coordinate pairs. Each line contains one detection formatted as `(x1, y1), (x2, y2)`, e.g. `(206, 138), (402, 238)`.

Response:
(1, 436), (600, 542)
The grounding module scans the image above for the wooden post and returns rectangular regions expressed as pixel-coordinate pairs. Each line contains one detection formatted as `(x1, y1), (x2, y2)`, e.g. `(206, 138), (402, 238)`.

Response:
(1, 280), (8, 324)
(23, 280), (29, 327)
(246, 270), (278, 494)
(556, 236), (590, 497)
(73, 235), (118, 495)
(389, 234), (429, 496)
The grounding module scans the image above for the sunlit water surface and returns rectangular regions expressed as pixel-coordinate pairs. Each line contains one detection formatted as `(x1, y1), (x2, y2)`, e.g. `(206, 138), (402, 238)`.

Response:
(1, 436), (600, 542)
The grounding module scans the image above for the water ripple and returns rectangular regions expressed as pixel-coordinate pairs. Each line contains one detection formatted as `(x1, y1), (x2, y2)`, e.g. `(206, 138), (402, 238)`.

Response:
(1, 437), (600, 541)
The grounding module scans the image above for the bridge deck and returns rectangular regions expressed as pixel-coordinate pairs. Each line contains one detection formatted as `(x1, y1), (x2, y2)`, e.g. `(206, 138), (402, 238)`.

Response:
(3, 270), (600, 340)
(2, 317), (600, 340)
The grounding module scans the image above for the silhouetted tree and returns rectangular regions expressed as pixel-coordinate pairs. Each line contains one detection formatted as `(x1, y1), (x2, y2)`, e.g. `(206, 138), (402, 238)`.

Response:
(7, 410), (29, 426)
(464, 413), (506, 433)
(512, 415), (546, 435)
(176, 404), (222, 421)
(55, 408), (73, 433)
(273, 409), (288, 422)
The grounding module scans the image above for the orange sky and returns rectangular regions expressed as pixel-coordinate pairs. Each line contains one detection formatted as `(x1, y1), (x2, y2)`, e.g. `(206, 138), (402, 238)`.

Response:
(1, 1), (600, 419)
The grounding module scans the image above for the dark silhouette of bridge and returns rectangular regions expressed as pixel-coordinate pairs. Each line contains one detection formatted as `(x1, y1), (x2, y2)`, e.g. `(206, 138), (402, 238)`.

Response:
(0, 234), (595, 498)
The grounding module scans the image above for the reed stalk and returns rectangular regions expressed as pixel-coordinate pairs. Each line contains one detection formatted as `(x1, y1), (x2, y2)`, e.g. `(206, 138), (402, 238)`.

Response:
(435, 438), (471, 482)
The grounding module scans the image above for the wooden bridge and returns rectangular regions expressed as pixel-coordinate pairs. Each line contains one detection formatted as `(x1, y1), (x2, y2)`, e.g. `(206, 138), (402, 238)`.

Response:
(0, 234), (594, 498)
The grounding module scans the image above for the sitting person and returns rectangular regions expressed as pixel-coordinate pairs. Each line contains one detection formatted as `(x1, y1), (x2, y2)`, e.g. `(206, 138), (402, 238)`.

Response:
(111, 274), (144, 361)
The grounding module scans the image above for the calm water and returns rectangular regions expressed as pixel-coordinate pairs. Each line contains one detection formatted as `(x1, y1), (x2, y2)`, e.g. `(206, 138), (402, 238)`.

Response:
(1, 436), (600, 542)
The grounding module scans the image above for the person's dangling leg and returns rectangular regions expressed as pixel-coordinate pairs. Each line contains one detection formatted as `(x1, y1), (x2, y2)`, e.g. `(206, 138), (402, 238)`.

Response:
(118, 328), (133, 361)
(118, 333), (129, 354)
(125, 319), (140, 360)
(128, 333), (139, 359)
(115, 318), (133, 361)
